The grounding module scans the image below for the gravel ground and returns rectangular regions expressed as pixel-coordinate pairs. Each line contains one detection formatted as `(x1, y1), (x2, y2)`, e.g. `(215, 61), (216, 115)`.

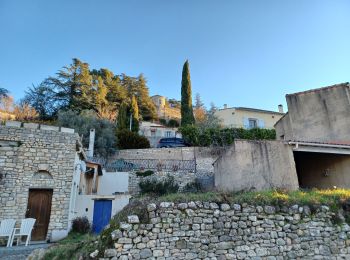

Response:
(0, 243), (50, 260)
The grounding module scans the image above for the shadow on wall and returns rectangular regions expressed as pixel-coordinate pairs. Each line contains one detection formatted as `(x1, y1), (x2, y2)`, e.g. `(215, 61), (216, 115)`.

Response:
(294, 151), (350, 189)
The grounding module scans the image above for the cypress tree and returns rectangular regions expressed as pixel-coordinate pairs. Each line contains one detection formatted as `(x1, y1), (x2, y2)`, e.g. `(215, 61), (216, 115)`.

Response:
(130, 95), (140, 132)
(181, 60), (195, 126)
(117, 102), (128, 130)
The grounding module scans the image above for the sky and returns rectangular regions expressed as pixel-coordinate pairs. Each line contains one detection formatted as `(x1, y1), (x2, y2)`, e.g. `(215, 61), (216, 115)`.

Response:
(1, 0), (350, 112)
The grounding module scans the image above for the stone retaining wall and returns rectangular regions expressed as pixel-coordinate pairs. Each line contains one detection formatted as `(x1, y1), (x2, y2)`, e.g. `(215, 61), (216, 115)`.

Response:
(102, 202), (350, 259)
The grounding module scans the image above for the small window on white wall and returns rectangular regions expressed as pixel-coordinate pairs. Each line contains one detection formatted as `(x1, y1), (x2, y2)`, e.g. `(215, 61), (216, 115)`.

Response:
(165, 131), (172, 137)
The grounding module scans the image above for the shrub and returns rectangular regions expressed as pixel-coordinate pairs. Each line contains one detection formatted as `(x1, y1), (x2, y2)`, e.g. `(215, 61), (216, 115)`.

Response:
(139, 176), (179, 195)
(117, 129), (150, 149)
(167, 119), (179, 127)
(179, 125), (276, 147)
(136, 170), (154, 177)
(183, 178), (203, 193)
(159, 118), (167, 126)
(71, 217), (91, 234)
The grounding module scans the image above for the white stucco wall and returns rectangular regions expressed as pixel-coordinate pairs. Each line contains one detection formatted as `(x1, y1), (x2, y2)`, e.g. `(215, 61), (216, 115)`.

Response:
(74, 194), (130, 223)
(98, 171), (129, 194)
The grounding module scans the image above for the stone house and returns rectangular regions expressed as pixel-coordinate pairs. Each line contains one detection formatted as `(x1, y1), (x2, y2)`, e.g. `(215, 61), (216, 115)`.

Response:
(214, 83), (350, 191)
(214, 105), (284, 129)
(0, 121), (83, 242)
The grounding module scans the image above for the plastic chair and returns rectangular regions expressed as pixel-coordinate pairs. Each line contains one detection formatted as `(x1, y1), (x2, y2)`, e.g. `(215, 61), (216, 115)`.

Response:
(9, 218), (36, 247)
(0, 219), (16, 247)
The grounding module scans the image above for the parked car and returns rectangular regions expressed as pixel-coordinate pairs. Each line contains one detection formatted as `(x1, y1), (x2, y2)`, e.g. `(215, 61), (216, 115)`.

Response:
(157, 138), (190, 148)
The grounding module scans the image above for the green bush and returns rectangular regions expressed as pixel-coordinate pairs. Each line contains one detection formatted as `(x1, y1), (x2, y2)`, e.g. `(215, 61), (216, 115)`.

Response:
(139, 176), (179, 195)
(179, 125), (276, 147)
(167, 119), (180, 127)
(159, 118), (167, 126)
(117, 129), (150, 149)
(136, 170), (154, 177)
(71, 217), (91, 234)
(182, 178), (203, 193)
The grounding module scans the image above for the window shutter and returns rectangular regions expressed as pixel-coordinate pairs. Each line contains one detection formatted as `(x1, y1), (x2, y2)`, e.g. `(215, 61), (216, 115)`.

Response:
(243, 117), (249, 129)
(258, 119), (265, 128)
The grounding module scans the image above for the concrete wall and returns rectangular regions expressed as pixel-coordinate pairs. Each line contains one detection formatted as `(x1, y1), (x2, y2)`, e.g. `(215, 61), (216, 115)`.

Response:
(0, 121), (77, 241)
(214, 140), (299, 192)
(98, 172), (129, 194)
(294, 151), (350, 189)
(276, 83), (350, 142)
(215, 108), (284, 129)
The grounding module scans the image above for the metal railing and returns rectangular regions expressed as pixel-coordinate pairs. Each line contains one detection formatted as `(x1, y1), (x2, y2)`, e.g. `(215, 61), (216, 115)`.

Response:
(87, 156), (196, 172)
(106, 159), (196, 172)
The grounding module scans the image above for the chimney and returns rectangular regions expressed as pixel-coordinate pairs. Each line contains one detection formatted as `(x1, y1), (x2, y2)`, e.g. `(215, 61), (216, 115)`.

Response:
(278, 104), (284, 113)
(223, 104), (228, 109)
(88, 129), (95, 157)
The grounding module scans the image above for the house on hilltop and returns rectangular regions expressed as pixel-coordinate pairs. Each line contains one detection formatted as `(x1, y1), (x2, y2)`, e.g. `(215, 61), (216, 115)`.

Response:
(214, 105), (284, 129)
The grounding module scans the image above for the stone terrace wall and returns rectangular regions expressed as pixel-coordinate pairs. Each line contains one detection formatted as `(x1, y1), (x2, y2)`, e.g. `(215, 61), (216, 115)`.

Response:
(0, 121), (77, 240)
(113, 147), (221, 194)
(103, 202), (350, 259)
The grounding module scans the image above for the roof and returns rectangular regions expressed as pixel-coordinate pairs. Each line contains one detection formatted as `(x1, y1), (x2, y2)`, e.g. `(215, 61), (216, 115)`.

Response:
(273, 112), (289, 127)
(85, 161), (103, 175)
(287, 140), (350, 147)
(286, 82), (350, 97)
(218, 106), (284, 115)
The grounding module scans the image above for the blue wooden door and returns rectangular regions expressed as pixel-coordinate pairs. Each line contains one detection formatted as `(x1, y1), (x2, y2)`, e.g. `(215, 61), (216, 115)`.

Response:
(92, 200), (112, 233)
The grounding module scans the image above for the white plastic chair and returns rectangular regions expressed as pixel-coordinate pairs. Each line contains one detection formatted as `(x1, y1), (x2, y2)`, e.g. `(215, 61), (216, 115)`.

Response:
(9, 218), (36, 247)
(0, 219), (16, 247)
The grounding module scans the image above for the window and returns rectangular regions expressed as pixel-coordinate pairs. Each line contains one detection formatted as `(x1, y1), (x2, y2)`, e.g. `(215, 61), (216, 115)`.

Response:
(165, 131), (172, 137)
(248, 118), (258, 129)
(151, 129), (156, 137)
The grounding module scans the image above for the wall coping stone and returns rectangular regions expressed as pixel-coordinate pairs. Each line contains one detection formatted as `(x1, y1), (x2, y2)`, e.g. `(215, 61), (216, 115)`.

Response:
(2, 120), (75, 134)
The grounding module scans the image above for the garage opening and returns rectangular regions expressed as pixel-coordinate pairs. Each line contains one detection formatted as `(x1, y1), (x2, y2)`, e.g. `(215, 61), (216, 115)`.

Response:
(293, 151), (350, 189)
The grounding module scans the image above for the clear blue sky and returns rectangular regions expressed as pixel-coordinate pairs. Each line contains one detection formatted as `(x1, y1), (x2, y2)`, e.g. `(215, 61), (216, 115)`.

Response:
(1, 0), (350, 112)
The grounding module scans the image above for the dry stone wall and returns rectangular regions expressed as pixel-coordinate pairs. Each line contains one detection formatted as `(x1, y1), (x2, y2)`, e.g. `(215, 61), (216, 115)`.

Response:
(102, 202), (350, 259)
(0, 121), (77, 240)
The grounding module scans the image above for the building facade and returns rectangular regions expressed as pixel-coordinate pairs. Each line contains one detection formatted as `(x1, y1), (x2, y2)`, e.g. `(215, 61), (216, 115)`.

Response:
(214, 105), (284, 129)
(151, 95), (181, 121)
(139, 121), (181, 147)
(0, 121), (81, 242)
(215, 83), (350, 192)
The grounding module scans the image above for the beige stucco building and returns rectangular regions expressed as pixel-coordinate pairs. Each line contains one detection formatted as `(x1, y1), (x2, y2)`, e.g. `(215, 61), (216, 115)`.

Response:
(151, 95), (181, 121)
(214, 105), (284, 129)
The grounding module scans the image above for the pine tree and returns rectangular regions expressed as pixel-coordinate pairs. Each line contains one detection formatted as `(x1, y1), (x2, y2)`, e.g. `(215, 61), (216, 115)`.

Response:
(117, 102), (128, 130)
(130, 95), (140, 132)
(181, 60), (195, 126)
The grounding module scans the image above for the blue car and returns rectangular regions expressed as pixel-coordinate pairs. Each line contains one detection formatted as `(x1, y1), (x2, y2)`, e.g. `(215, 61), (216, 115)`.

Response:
(157, 138), (190, 148)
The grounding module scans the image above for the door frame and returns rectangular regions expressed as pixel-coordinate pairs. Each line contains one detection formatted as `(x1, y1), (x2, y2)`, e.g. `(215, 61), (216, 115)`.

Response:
(26, 188), (53, 241)
(92, 199), (112, 233)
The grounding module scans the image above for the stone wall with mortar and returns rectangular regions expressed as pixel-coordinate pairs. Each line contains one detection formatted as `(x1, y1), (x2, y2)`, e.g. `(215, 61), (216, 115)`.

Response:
(113, 147), (221, 194)
(0, 121), (78, 241)
(102, 202), (350, 259)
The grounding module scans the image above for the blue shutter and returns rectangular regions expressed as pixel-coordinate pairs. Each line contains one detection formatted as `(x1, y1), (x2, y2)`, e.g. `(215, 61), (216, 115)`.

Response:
(258, 119), (265, 128)
(243, 117), (249, 129)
